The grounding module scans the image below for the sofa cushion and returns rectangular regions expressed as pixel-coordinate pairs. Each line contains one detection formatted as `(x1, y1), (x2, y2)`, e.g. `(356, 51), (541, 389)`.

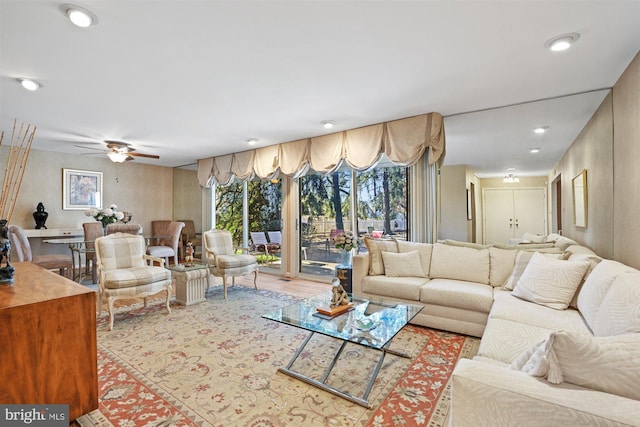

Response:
(565, 244), (596, 256)
(491, 289), (590, 333)
(521, 232), (545, 243)
(361, 275), (426, 301)
(566, 252), (602, 309)
(489, 247), (518, 287)
(476, 317), (556, 364)
(429, 244), (490, 284)
(381, 250), (421, 277)
(591, 271), (640, 336)
(395, 240), (431, 277)
(442, 239), (491, 249)
(511, 252), (589, 310)
(420, 278), (493, 313)
(577, 259), (638, 331)
(554, 236), (578, 251)
(510, 330), (640, 401)
(364, 237), (397, 275)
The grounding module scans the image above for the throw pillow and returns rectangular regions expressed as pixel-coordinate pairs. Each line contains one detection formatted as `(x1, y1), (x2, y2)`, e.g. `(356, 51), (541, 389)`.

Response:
(591, 271), (640, 336)
(489, 247), (518, 287)
(510, 330), (640, 401)
(395, 240), (431, 277)
(364, 237), (398, 276)
(511, 252), (589, 310)
(521, 232), (545, 243)
(381, 250), (422, 277)
(429, 243), (490, 284)
(566, 252), (602, 309)
(554, 236), (578, 251)
(502, 250), (534, 291)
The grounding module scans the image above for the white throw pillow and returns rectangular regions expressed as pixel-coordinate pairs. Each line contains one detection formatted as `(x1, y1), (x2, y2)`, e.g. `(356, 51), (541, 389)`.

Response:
(510, 330), (640, 401)
(591, 271), (640, 336)
(502, 250), (534, 291)
(381, 250), (422, 277)
(521, 232), (545, 243)
(364, 237), (398, 276)
(511, 252), (589, 310)
(395, 240), (431, 278)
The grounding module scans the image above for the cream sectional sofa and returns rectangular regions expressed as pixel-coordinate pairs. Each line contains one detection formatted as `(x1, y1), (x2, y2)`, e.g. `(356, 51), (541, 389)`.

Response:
(352, 237), (640, 426)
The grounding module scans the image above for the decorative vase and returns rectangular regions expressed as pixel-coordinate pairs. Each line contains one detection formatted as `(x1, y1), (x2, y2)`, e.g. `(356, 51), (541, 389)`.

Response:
(339, 249), (353, 267)
(33, 202), (48, 229)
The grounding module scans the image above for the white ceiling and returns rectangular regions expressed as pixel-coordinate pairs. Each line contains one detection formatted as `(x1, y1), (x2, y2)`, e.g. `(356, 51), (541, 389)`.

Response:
(1, 1), (639, 176)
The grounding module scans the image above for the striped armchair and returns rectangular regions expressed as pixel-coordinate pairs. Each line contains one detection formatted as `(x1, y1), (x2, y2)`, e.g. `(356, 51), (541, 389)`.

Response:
(95, 233), (172, 330)
(203, 229), (258, 298)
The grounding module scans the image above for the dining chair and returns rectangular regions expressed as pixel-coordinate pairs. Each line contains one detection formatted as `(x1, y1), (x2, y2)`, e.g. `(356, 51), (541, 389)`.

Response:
(176, 219), (202, 259)
(95, 233), (172, 330)
(203, 229), (258, 298)
(83, 222), (104, 283)
(106, 223), (143, 235)
(8, 225), (73, 278)
(147, 221), (185, 266)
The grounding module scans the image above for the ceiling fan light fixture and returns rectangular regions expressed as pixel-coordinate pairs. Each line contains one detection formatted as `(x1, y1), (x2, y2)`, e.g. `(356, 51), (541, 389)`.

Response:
(60, 4), (98, 28)
(17, 78), (41, 91)
(107, 151), (129, 163)
(546, 33), (580, 52)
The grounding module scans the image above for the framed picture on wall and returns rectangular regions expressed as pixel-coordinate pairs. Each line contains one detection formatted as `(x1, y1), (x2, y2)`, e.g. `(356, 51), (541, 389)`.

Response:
(62, 168), (103, 210)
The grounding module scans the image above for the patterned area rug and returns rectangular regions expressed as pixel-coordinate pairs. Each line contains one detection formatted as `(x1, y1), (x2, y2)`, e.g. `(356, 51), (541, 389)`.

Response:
(77, 285), (478, 426)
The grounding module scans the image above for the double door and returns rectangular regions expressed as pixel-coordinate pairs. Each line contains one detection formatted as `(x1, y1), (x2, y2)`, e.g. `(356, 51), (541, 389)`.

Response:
(483, 188), (546, 245)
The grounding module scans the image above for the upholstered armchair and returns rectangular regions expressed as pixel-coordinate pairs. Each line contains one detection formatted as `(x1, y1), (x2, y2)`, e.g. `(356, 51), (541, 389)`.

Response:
(95, 233), (172, 330)
(106, 223), (143, 235)
(203, 229), (258, 298)
(147, 221), (185, 266)
(9, 225), (73, 278)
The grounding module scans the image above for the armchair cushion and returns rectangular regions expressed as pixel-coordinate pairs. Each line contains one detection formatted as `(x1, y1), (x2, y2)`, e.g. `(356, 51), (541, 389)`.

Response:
(216, 254), (257, 269)
(103, 266), (171, 289)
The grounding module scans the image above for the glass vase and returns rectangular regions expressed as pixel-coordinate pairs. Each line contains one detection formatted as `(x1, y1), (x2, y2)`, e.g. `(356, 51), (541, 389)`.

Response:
(339, 249), (353, 267)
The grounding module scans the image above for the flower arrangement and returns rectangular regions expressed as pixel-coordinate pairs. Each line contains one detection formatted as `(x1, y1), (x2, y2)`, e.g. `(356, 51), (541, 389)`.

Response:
(333, 230), (359, 252)
(85, 204), (125, 227)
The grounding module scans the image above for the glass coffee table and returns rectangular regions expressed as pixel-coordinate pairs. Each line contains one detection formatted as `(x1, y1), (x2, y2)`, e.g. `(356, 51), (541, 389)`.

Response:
(262, 291), (422, 408)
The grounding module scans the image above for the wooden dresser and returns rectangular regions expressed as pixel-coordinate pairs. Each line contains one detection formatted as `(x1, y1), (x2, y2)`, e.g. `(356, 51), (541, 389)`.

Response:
(0, 262), (98, 421)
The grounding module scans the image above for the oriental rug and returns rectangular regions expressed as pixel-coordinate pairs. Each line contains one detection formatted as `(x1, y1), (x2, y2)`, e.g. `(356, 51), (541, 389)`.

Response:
(77, 286), (478, 426)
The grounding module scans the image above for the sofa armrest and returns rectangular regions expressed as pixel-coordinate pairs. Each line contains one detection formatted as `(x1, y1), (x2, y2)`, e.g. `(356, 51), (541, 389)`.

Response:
(352, 253), (369, 296)
(450, 359), (640, 427)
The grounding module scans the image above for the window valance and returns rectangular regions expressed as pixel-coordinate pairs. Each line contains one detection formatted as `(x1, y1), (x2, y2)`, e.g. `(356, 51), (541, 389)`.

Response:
(197, 112), (445, 187)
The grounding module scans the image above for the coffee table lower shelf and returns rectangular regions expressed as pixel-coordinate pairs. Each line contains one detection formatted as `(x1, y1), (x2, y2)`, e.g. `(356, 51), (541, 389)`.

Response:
(278, 331), (410, 408)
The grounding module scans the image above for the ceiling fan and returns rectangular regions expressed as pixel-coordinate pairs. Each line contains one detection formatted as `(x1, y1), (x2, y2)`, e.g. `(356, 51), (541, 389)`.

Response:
(76, 140), (160, 163)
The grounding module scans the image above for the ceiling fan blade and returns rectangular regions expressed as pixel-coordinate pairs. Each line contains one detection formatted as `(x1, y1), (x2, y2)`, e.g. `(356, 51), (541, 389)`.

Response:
(127, 152), (160, 159)
(74, 144), (105, 152)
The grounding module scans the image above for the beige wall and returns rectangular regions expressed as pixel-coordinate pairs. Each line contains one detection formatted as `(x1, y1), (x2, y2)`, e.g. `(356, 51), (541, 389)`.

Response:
(439, 165), (468, 241)
(550, 50), (639, 266)
(613, 51), (640, 267)
(4, 148), (174, 235)
(172, 168), (203, 233)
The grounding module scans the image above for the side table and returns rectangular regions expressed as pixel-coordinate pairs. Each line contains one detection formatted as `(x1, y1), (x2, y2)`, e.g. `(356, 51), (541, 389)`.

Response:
(335, 263), (353, 294)
(168, 263), (210, 306)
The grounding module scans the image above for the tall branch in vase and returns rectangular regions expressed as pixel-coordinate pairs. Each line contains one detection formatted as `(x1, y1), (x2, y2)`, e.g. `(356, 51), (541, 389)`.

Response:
(0, 120), (36, 222)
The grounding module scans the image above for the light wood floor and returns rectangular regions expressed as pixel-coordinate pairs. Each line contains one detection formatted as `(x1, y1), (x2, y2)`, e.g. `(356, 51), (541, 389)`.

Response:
(217, 273), (331, 298)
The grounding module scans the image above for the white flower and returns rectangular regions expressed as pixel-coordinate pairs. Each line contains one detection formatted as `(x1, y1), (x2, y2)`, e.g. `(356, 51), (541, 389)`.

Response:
(103, 208), (114, 216)
(110, 204), (118, 210)
(115, 211), (125, 220)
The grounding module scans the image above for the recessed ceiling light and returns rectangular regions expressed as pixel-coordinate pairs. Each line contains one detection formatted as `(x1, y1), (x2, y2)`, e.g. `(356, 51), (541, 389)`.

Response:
(545, 33), (580, 52)
(60, 4), (98, 27)
(529, 148), (541, 154)
(321, 120), (335, 129)
(246, 138), (258, 146)
(506, 167), (516, 172)
(16, 78), (41, 91)
(533, 126), (548, 134)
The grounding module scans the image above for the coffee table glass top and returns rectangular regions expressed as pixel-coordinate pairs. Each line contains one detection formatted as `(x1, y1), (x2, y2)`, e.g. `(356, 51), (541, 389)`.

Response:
(167, 262), (209, 272)
(262, 291), (422, 350)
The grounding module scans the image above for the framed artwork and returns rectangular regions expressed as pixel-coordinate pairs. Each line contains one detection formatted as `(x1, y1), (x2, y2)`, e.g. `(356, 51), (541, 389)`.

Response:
(62, 168), (103, 210)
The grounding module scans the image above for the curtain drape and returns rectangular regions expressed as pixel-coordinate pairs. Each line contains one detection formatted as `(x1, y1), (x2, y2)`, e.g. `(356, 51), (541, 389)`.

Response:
(197, 112), (445, 187)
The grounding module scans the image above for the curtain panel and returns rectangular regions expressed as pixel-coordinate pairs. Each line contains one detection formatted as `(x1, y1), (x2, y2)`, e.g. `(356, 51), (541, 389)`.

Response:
(197, 112), (445, 187)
